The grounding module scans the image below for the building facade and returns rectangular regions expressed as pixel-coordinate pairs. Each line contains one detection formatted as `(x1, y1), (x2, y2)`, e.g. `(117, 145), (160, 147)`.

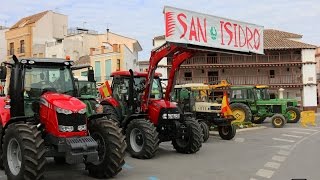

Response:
(5, 11), (67, 59)
(54, 29), (142, 83)
(0, 26), (9, 61)
(316, 47), (320, 105)
(153, 29), (318, 111)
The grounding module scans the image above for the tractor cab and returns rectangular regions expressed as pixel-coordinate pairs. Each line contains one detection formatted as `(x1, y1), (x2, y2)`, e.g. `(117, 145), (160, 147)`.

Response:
(173, 83), (221, 114)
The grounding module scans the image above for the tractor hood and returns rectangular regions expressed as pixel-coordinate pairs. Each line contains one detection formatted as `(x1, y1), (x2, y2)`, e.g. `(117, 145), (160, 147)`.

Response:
(150, 99), (178, 108)
(257, 98), (298, 106)
(41, 92), (86, 111)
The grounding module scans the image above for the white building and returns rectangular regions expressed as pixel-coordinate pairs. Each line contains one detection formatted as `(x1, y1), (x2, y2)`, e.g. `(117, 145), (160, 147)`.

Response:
(0, 26), (8, 61)
(46, 29), (142, 71)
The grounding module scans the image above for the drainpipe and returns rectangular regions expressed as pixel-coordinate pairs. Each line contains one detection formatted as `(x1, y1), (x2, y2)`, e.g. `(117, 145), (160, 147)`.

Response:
(279, 88), (284, 99)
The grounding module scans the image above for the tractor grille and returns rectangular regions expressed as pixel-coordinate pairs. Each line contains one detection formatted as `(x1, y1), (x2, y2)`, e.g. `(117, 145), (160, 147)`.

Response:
(159, 108), (181, 123)
(57, 113), (86, 132)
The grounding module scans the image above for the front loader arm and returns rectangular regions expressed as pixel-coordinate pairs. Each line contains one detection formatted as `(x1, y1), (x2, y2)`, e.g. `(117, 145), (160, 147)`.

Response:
(164, 51), (194, 101)
(142, 43), (179, 111)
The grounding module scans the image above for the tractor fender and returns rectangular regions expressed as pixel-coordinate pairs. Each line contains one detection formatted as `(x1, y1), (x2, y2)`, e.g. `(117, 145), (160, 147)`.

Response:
(121, 114), (148, 130)
(87, 113), (120, 123)
(3, 116), (31, 129)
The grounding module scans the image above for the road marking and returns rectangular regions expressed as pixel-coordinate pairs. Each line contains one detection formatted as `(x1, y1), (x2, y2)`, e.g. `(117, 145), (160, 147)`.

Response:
(270, 145), (292, 149)
(287, 127), (318, 132)
(256, 169), (274, 178)
(264, 161), (281, 169)
(122, 163), (133, 169)
(282, 134), (303, 138)
(278, 150), (290, 156)
(272, 155), (286, 162)
(234, 137), (245, 142)
(148, 176), (159, 180)
(249, 178), (258, 180)
(272, 138), (295, 143)
(290, 131), (311, 135)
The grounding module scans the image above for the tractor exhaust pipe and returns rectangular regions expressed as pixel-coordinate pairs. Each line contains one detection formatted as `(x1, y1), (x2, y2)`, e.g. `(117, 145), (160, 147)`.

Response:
(12, 55), (19, 64)
(128, 69), (134, 113)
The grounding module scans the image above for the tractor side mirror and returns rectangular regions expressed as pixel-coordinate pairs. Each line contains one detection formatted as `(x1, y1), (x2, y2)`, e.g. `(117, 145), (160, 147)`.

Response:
(0, 66), (7, 80)
(88, 69), (95, 82)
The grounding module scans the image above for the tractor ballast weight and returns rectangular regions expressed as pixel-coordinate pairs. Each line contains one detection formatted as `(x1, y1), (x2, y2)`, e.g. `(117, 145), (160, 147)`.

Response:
(0, 56), (126, 179)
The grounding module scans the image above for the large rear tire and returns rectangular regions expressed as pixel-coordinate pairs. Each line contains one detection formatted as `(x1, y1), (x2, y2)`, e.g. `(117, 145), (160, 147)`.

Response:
(218, 125), (236, 140)
(103, 105), (120, 124)
(126, 119), (159, 159)
(3, 123), (46, 180)
(286, 106), (301, 123)
(199, 121), (210, 142)
(230, 103), (252, 122)
(86, 119), (126, 178)
(172, 118), (202, 154)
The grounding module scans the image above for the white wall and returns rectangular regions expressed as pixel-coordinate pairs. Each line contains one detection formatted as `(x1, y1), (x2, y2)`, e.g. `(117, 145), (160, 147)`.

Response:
(122, 44), (138, 70)
(0, 28), (8, 61)
(301, 49), (317, 108)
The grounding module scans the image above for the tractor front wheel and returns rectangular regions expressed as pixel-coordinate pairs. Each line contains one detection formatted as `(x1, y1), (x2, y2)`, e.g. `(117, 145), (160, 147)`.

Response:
(86, 119), (126, 178)
(126, 119), (159, 159)
(271, 114), (286, 128)
(218, 125), (236, 140)
(3, 123), (46, 180)
(172, 119), (202, 154)
(199, 121), (210, 142)
(286, 106), (301, 123)
(230, 103), (252, 122)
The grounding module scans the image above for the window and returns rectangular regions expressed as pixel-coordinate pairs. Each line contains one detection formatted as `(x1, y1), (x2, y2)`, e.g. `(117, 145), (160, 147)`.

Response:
(9, 43), (14, 55)
(184, 72), (192, 80)
(269, 70), (275, 78)
(20, 40), (25, 53)
(117, 59), (120, 71)
(81, 71), (88, 76)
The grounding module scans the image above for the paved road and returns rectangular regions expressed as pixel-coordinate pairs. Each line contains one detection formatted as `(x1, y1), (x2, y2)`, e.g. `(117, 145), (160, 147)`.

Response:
(1, 117), (320, 180)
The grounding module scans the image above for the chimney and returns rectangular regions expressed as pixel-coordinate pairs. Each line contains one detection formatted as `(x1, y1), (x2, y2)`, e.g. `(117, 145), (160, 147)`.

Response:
(101, 46), (105, 54)
(113, 44), (119, 52)
(90, 48), (95, 55)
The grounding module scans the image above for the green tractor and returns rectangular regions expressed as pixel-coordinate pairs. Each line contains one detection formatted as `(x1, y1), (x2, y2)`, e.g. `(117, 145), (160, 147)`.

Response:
(173, 83), (236, 142)
(229, 85), (300, 128)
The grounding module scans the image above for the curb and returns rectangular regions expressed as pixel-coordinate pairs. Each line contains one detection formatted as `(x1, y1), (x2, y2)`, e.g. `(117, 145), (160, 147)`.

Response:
(209, 126), (267, 135)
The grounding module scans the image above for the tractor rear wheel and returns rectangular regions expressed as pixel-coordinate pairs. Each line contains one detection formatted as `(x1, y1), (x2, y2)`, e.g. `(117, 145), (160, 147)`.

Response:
(3, 123), (46, 180)
(271, 114), (286, 128)
(230, 103), (252, 122)
(172, 118), (202, 154)
(252, 116), (266, 124)
(286, 106), (301, 123)
(86, 119), (126, 178)
(199, 121), (210, 142)
(126, 119), (159, 159)
(218, 125), (236, 140)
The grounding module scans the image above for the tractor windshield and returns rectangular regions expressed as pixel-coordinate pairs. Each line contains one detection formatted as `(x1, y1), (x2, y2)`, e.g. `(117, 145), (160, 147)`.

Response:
(255, 88), (270, 100)
(24, 66), (75, 97)
(77, 81), (97, 97)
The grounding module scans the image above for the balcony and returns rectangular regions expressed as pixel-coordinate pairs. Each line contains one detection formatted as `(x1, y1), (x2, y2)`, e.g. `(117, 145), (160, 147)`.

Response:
(167, 54), (301, 66)
(176, 74), (302, 85)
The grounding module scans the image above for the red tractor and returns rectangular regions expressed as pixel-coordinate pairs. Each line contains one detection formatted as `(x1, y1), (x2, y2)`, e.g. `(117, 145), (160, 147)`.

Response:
(100, 43), (209, 159)
(0, 56), (126, 180)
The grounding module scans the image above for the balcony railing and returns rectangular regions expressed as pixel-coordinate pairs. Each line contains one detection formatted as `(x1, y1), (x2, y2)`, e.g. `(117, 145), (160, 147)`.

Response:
(168, 54), (301, 65)
(177, 75), (302, 85)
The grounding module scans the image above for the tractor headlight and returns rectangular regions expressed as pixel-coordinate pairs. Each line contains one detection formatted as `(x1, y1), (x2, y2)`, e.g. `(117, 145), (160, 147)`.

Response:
(162, 113), (180, 119)
(78, 108), (87, 114)
(56, 107), (73, 115)
(77, 124), (87, 131)
(59, 125), (74, 132)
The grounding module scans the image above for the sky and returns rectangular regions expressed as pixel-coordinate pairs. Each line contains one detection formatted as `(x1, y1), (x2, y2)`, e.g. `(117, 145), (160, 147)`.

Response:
(1, 0), (319, 60)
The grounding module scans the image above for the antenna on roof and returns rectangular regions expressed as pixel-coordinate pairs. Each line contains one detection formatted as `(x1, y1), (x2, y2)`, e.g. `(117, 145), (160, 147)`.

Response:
(106, 23), (110, 42)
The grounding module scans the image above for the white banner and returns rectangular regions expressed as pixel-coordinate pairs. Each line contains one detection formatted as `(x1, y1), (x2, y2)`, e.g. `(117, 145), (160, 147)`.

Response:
(164, 6), (264, 54)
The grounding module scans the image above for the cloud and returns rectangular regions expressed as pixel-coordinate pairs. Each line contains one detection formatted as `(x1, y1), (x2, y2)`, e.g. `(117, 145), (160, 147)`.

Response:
(1, 0), (319, 59)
